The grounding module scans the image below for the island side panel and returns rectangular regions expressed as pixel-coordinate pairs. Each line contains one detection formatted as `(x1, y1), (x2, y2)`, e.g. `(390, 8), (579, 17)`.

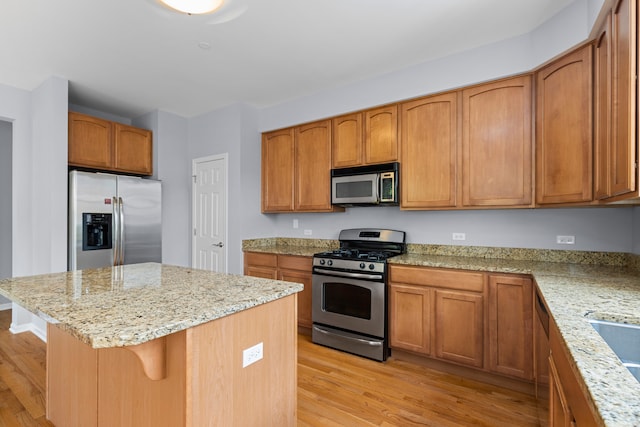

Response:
(47, 324), (98, 427)
(97, 331), (187, 427)
(188, 294), (298, 426)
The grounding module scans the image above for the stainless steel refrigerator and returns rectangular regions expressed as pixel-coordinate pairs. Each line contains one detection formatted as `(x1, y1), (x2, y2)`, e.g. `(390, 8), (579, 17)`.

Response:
(68, 170), (162, 271)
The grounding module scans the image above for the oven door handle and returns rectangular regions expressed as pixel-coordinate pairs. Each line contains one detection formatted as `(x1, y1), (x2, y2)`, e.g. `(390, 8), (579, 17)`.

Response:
(313, 325), (383, 347)
(313, 268), (382, 281)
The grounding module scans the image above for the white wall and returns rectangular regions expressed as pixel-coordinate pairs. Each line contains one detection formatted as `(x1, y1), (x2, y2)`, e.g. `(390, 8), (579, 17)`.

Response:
(188, 103), (272, 273)
(135, 110), (191, 267)
(0, 120), (11, 306)
(0, 77), (67, 337)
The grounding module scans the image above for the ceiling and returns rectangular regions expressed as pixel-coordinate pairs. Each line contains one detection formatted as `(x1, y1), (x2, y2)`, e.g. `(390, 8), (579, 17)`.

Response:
(1, 0), (575, 118)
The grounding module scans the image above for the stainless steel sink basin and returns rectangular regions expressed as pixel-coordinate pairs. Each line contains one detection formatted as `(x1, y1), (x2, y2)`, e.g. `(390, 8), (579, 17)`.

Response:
(589, 319), (640, 382)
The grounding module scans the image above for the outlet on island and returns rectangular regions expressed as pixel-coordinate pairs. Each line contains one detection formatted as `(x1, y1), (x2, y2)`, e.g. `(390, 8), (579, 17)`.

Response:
(242, 342), (263, 368)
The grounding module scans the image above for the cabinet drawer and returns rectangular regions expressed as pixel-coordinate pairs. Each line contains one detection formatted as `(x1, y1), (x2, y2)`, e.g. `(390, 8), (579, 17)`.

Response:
(278, 255), (312, 271)
(244, 252), (277, 268)
(389, 265), (485, 292)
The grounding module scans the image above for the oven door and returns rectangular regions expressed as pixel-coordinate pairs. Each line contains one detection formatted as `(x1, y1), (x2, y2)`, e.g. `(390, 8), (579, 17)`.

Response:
(312, 270), (385, 338)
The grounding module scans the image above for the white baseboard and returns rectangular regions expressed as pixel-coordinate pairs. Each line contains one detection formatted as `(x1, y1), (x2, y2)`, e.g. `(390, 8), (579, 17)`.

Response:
(8, 303), (48, 342)
(0, 303), (12, 311)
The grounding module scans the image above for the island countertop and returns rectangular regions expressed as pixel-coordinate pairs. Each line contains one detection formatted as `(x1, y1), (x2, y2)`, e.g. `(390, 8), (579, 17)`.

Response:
(0, 263), (303, 349)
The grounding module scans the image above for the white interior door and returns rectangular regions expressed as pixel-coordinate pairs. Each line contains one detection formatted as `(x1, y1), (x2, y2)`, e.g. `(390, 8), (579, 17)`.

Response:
(192, 154), (228, 273)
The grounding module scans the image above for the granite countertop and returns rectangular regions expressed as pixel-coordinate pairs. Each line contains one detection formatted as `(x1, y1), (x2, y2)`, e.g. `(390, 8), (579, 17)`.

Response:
(0, 263), (303, 349)
(243, 238), (640, 426)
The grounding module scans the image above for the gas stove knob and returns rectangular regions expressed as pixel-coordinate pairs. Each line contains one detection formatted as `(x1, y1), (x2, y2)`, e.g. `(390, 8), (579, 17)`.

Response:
(369, 263), (375, 270)
(359, 262), (366, 269)
(327, 260), (333, 266)
(319, 259), (325, 266)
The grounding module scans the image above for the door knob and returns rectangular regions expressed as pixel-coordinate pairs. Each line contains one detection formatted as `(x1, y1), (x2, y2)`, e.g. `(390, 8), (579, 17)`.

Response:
(212, 242), (224, 248)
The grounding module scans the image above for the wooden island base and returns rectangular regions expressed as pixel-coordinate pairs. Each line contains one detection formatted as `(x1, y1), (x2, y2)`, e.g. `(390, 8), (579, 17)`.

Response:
(46, 295), (298, 427)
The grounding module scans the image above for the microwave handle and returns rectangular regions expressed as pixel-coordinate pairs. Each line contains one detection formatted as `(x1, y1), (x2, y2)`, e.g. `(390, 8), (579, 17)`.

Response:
(375, 174), (381, 202)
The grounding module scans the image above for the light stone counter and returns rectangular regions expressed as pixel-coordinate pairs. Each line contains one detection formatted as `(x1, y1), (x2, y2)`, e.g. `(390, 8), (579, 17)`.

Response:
(0, 262), (303, 349)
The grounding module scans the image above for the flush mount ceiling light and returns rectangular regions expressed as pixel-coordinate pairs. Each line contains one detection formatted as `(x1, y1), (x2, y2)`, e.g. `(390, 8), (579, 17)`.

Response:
(159, 0), (225, 15)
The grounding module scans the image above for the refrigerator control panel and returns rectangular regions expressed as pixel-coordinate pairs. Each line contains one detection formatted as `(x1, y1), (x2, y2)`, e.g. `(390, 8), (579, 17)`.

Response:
(82, 213), (112, 251)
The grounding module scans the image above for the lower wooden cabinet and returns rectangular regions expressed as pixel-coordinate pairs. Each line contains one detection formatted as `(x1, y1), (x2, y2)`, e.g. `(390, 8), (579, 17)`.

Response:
(277, 255), (313, 329)
(389, 265), (486, 369)
(389, 284), (432, 355)
(488, 274), (533, 380)
(244, 252), (312, 328)
(243, 252), (278, 279)
(390, 265), (535, 380)
(434, 289), (484, 367)
(548, 318), (599, 426)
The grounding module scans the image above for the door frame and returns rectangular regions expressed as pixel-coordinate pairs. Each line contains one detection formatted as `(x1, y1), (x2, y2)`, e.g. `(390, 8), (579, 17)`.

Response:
(191, 153), (229, 273)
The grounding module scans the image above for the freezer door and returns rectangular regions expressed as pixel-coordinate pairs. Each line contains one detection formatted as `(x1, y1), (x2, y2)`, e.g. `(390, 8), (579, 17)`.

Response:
(117, 175), (162, 265)
(68, 171), (117, 270)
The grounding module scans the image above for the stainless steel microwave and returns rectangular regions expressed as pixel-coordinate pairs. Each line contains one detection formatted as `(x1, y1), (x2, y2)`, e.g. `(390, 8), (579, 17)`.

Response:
(331, 162), (399, 206)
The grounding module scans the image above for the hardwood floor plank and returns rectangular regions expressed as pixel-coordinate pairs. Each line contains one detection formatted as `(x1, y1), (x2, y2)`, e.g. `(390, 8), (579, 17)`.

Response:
(0, 310), (543, 427)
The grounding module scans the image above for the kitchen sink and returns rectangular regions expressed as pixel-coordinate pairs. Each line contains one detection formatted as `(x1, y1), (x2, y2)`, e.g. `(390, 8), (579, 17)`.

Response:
(589, 319), (640, 382)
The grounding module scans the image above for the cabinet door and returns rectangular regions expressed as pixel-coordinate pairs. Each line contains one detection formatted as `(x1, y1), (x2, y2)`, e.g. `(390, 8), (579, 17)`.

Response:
(400, 92), (458, 209)
(488, 275), (533, 380)
(536, 44), (593, 204)
(462, 75), (532, 207)
(295, 120), (334, 211)
(68, 112), (113, 169)
(365, 105), (398, 164)
(279, 269), (312, 328)
(594, 14), (612, 200)
(610, 0), (636, 197)
(262, 128), (295, 212)
(244, 252), (278, 279)
(434, 290), (483, 368)
(113, 123), (153, 175)
(389, 284), (431, 355)
(549, 355), (573, 427)
(278, 255), (313, 329)
(332, 113), (363, 168)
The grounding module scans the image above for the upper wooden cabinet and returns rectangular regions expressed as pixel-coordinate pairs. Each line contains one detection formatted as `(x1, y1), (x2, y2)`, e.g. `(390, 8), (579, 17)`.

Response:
(462, 75), (533, 207)
(261, 128), (295, 212)
(295, 121), (334, 211)
(365, 105), (398, 164)
(262, 121), (339, 213)
(594, 0), (637, 201)
(400, 92), (458, 209)
(535, 44), (593, 205)
(332, 105), (398, 168)
(68, 112), (153, 176)
(332, 113), (363, 168)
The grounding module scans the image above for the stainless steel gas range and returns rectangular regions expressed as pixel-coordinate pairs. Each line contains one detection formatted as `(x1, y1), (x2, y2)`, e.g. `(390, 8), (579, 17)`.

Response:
(311, 228), (406, 361)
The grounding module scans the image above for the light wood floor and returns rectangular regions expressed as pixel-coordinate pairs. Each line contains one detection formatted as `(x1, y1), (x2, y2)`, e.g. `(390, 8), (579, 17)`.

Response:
(0, 310), (542, 426)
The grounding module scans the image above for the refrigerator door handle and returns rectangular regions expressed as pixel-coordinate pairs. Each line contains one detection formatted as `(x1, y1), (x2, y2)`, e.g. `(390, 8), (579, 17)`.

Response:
(119, 197), (125, 265)
(113, 196), (120, 266)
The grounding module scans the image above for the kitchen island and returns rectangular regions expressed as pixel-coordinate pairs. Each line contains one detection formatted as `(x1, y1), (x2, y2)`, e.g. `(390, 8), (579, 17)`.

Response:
(0, 263), (303, 427)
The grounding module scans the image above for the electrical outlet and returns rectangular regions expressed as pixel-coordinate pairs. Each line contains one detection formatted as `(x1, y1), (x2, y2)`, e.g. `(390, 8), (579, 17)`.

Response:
(556, 235), (575, 245)
(304, 229), (312, 236)
(452, 232), (466, 241)
(242, 342), (263, 368)
(293, 219), (299, 229)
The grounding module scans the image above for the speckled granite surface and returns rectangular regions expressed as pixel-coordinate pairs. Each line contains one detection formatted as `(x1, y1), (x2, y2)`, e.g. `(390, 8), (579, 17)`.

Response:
(243, 238), (640, 426)
(0, 263), (303, 349)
